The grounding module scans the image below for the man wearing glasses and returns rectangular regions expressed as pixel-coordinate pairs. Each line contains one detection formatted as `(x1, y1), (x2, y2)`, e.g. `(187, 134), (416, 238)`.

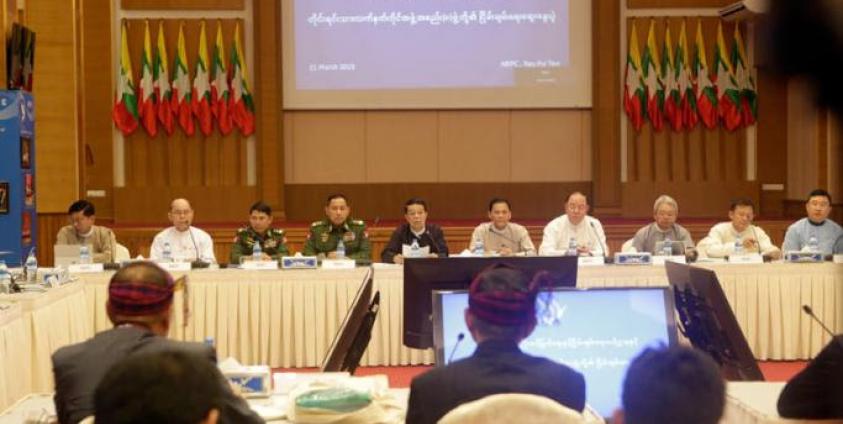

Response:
(539, 192), (608, 256)
(149, 198), (216, 263)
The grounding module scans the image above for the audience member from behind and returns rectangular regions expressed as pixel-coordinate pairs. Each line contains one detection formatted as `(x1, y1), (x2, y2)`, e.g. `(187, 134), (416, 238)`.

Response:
(51, 262), (261, 424)
(613, 345), (725, 424)
(777, 335), (843, 419)
(150, 198), (216, 263)
(625, 195), (694, 255)
(782, 189), (843, 255)
(95, 350), (224, 424)
(230, 201), (289, 264)
(381, 198), (448, 264)
(696, 197), (781, 259)
(55, 200), (117, 263)
(406, 265), (585, 424)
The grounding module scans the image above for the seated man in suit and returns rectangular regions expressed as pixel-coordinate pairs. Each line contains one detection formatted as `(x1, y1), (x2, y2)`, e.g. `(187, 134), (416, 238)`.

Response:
(696, 197), (781, 259)
(613, 345), (725, 424)
(406, 265), (586, 424)
(55, 200), (117, 263)
(625, 195), (694, 255)
(777, 335), (843, 419)
(51, 262), (261, 424)
(302, 193), (371, 262)
(95, 350), (224, 424)
(381, 197), (449, 264)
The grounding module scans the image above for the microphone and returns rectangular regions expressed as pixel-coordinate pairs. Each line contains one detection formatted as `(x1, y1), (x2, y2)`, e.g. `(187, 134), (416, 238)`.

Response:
(589, 220), (608, 257)
(447, 332), (465, 364)
(187, 226), (203, 263)
(802, 305), (836, 339)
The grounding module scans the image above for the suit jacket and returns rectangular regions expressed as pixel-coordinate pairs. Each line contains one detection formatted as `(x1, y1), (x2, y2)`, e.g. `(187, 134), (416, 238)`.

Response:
(52, 326), (263, 424)
(777, 335), (843, 419)
(406, 339), (586, 424)
(381, 223), (449, 263)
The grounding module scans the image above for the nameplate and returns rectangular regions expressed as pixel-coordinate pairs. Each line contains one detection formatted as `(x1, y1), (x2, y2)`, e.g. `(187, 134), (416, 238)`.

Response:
(615, 252), (652, 265)
(68, 263), (104, 273)
(727, 253), (764, 264)
(578, 256), (605, 267)
(223, 366), (271, 398)
(833, 254), (843, 264)
(241, 260), (279, 270)
(281, 256), (318, 269)
(652, 255), (687, 265)
(158, 262), (192, 271)
(785, 251), (824, 263)
(321, 259), (356, 269)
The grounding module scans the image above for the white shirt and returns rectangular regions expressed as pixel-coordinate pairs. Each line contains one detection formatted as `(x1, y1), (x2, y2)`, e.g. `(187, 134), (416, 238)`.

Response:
(539, 215), (608, 256)
(696, 222), (780, 258)
(150, 226), (216, 263)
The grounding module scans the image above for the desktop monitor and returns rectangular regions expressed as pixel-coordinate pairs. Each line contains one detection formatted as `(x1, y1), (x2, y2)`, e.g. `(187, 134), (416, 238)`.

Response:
(664, 261), (764, 381)
(403, 256), (578, 349)
(432, 286), (678, 417)
(321, 267), (380, 374)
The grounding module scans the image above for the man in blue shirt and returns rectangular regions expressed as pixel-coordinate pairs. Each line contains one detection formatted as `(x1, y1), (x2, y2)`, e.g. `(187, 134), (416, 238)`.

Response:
(782, 189), (843, 255)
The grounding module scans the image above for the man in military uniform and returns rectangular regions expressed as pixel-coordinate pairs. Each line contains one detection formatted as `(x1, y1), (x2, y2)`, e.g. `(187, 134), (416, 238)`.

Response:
(230, 201), (289, 264)
(302, 194), (371, 262)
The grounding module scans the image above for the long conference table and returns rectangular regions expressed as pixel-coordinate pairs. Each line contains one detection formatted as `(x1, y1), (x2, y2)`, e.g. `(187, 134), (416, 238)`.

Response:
(0, 261), (842, 411)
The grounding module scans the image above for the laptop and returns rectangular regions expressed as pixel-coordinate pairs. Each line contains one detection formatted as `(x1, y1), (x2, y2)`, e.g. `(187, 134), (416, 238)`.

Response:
(54, 244), (82, 267)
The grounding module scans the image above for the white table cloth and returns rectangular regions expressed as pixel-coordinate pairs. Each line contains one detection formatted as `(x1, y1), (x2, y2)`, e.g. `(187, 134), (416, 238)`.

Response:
(721, 382), (841, 424)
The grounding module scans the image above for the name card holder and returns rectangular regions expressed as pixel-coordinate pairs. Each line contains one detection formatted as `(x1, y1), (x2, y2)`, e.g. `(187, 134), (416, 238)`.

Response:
(281, 256), (318, 269)
(241, 260), (279, 270)
(578, 256), (605, 267)
(785, 251), (824, 263)
(614, 252), (652, 265)
(727, 253), (764, 264)
(834, 254), (843, 264)
(321, 259), (356, 269)
(68, 263), (104, 273)
(158, 262), (192, 272)
(223, 365), (271, 398)
(652, 255), (687, 265)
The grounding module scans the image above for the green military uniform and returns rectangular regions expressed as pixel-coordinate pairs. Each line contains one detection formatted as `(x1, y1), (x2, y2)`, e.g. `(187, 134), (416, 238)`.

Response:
(302, 219), (371, 262)
(229, 226), (290, 264)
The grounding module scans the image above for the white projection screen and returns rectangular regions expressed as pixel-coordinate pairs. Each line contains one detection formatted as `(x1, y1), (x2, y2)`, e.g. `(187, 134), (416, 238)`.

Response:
(281, 0), (592, 109)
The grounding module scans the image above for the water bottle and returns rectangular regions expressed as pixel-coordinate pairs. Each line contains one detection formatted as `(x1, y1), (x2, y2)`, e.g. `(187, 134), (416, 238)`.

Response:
(409, 239), (420, 258)
(734, 235), (744, 255)
(336, 239), (346, 259)
(204, 336), (215, 348)
(807, 235), (819, 253)
(0, 260), (10, 293)
(472, 239), (484, 256)
(566, 237), (578, 256)
(24, 248), (37, 284)
(662, 237), (673, 257)
(252, 240), (262, 261)
(162, 241), (173, 262)
(79, 244), (91, 264)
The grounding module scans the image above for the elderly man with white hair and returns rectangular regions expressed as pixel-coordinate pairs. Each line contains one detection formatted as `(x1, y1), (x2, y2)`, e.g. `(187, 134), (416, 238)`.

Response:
(625, 195), (694, 254)
(149, 198), (216, 263)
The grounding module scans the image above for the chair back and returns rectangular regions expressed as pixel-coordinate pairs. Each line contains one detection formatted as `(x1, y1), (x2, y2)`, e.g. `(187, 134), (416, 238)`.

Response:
(437, 393), (585, 424)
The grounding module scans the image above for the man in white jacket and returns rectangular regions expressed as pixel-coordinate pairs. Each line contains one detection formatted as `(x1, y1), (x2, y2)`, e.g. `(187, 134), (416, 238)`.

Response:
(696, 197), (781, 259)
(539, 192), (607, 256)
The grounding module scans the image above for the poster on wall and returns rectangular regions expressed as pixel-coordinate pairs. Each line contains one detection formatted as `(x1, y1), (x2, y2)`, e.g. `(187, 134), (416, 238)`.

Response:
(24, 173), (33, 206)
(20, 137), (31, 168)
(21, 212), (31, 244)
(0, 182), (8, 214)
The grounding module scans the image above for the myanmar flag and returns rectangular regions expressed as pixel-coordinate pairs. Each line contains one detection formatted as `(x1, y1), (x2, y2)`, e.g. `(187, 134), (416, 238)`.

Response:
(211, 20), (232, 136)
(191, 20), (213, 137)
(154, 21), (174, 136)
(230, 21), (255, 136)
(693, 20), (718, 129)
(138, 20), (157, 137)
(642, 19), (664, 132)
(171, 22), (194, 136)
(714, 22), (742, 131)
(662, 24), (682, 132)
(623, 19), (646, 132)
(676, 20), (698, 130)
(731, 24), (757, 126)
(113, 21), (138, 136)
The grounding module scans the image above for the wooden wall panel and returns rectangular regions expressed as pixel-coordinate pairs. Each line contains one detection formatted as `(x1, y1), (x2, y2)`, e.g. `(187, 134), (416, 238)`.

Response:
(113, 186), (258, 224)
(36, 213), (67, 266)
(592, 0), (621, 212)
(121, 0), (244, 10)
(254, 0), (284, 212)
(365, 112), (439, 183)
(438, 111), (511, 182)
(510, 110), (591, 182)
(287, 111), (367, 183)
(628, 0), (733, 8)
(27, 0), (79, 213)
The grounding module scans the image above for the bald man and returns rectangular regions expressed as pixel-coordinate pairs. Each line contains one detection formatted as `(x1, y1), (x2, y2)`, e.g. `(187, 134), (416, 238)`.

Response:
(150, 198), (216, 263)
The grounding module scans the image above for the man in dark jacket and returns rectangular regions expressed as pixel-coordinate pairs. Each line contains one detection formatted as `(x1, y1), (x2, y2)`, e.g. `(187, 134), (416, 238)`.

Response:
(52, 262), (263, 424)
(381, 198), (449, 264)
(778, 335), (843, 419)
(406, 265), (585, 424)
